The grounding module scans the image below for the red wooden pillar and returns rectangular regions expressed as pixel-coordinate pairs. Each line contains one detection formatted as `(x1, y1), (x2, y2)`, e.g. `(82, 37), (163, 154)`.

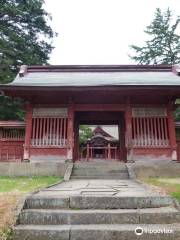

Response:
(67, 105), (74, 161)
(23, 103), (33, 161)
(73, 115), (79, 161)
(125, 103), (133, 162)
(167, 104), (177, 161)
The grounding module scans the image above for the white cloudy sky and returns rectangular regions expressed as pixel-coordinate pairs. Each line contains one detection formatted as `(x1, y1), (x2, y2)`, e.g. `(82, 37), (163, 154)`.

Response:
(44, 0), (180, 65)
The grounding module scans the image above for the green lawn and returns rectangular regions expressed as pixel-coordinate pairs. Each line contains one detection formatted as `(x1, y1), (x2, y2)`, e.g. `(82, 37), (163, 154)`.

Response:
(143, 177), (180, 202)
(0, 176), (62, 240)
(0, 176), (61, 193)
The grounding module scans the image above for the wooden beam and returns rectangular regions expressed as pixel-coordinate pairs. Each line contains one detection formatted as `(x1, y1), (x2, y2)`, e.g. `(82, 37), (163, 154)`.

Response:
(23, 103), (33, 160)
(167, 103), (177, 161)
(67, 105), (74, 160)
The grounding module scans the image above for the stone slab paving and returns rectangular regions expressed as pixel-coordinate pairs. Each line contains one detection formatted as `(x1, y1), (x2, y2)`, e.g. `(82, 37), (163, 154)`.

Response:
(37, 179), (162, 197)
(14, 179), (180, 239)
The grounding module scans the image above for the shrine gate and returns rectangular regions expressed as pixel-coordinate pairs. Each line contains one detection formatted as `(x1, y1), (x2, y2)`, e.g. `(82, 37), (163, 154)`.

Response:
(1, 64), (180, 162)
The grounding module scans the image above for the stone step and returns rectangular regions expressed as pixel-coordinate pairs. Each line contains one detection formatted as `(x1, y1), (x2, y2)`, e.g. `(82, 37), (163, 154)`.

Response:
(13, 224), (180, 240)
(74, 162), (126, 165)
(70, 195), (174, 209)
(24, 196), (70, 209)
(71, 173), (129, 177)
(24, 195), (174, 210)
(73, 164), (127, 169)
(19, 207), (180, 225)
(72, 166), (128, 170)
(72, 170), (128, 174)
(70, 176), (129, 180)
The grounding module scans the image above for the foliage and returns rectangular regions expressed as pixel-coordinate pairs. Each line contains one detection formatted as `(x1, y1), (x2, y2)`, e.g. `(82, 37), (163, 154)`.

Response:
(0, 0), (56, 120)
(0, 227), (13, 240)
(0, 95), (25, 120)
(0, 0), (56, 83)
(130, 8), (180, 64)
(79, 125), (93, 145)
(0, 176), (61, 193)
(174, 106), (180, 121)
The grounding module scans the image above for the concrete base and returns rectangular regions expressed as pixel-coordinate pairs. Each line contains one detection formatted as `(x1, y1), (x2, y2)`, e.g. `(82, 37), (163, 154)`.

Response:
(130, 160), (180, 178)
(0, 162), (68, 177)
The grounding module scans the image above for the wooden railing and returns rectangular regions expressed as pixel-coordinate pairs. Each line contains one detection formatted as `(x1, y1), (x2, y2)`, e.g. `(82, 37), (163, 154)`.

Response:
(31, 117), (68, 146)
(132, 117), (169, 146)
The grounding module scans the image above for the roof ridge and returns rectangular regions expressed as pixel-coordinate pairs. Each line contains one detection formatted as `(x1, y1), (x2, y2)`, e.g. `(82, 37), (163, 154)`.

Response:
(18, 64), (176, 77)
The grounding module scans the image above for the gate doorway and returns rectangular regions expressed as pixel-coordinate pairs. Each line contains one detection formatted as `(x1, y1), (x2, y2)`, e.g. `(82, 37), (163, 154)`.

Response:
(73, 111), (126, 161)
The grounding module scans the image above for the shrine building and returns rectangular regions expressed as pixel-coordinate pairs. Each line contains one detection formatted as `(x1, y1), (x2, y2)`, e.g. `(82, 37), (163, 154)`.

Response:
(80, 126), (119, 160)
(0, 64), (180, 162)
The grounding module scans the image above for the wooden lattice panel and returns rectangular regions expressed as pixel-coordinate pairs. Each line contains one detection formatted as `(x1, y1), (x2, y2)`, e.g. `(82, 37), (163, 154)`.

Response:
(33, 108), (68, 117)
(132, 108), (167, 117)
(31, 117), (68, 146)
(132, 117), (169, 146)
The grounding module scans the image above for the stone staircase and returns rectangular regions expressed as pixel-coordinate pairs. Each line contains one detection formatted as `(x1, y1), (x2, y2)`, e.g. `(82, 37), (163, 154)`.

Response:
(14, 191), (180, 239)
(71, 161), (129, 179)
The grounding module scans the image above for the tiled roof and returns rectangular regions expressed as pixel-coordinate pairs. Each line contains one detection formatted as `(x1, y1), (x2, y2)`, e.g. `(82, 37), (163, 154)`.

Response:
(7, 64), (180, 87)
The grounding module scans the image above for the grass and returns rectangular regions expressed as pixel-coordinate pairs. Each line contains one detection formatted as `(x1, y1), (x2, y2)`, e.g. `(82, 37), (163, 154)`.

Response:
(143, 177), (180, 202)
(0, 176), (62, 240)
(0, 176), (61, 193)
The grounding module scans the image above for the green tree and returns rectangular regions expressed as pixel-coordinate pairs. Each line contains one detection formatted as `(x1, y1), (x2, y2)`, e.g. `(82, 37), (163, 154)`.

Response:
(0, 0), (56, 120)
(79, 125), (93, 145)
(130, 8), (180, 64)
(0, 0), (56, 83)
(0, 95), (24, 120)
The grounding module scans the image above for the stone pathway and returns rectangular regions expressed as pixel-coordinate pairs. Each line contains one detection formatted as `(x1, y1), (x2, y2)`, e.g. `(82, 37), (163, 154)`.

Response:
(38, 179), (161, 197)
(14, 179), (180, 240)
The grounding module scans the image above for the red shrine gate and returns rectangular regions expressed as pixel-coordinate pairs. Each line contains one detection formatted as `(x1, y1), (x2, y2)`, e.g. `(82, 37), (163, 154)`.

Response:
(0, 64), (179, 162)
(73, 111), (125, 161)
(21, 104), (175, 162)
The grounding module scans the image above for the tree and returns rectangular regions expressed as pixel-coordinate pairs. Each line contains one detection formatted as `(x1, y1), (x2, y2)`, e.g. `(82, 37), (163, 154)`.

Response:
(0, 0), (56, 120)
(79, 125), (93, 145)
(0, 0), (56, 83)
(0, 95), (24, 120)
(130, 8), (180, 64)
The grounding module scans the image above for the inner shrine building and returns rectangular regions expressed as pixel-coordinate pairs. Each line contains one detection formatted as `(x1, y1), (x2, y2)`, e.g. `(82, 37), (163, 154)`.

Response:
(1, 64), (180, 162)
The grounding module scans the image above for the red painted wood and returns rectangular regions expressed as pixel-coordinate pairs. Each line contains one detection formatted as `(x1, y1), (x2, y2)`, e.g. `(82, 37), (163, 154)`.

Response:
(39, 118), (43, 145)
(160, 118), (165, 145)
(125, 103), (132, 161)
(164, 118), (168, 144)
(158, 118), (161, 145)
(74, 104), (127, 112)
(147, 118), (150, 145)
(24, 103), (33, 160)
(0, 140), (24, 162)
(67, 105), (74, 160)
(56, 118), (59, 145)
(167, 104), (177, 161)
(154, 118), (157, 146)
(46, 118), (50, 145)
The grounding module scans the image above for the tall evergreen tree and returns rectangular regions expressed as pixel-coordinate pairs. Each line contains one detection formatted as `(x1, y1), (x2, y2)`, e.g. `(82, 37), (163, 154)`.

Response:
(0, 0), (56, 120)
(0, 0), (56, 83)
(130, 8), (180, 64)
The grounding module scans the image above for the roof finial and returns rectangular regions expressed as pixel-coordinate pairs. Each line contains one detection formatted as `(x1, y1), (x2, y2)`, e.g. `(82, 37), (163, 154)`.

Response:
(19, 65), (28, 77)
(172, 65), (180, 76)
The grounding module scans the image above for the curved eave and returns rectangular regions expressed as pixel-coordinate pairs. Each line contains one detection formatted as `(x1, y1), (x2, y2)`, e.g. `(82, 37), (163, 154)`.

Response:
(2, 84), (180, 91)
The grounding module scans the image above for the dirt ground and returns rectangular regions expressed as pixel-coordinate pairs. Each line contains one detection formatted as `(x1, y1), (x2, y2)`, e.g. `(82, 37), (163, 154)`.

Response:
(0, 193), (23, 239)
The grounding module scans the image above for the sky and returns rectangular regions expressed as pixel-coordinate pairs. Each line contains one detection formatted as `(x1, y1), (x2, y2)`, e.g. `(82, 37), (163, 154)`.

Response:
(44, 0), (180, 65)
